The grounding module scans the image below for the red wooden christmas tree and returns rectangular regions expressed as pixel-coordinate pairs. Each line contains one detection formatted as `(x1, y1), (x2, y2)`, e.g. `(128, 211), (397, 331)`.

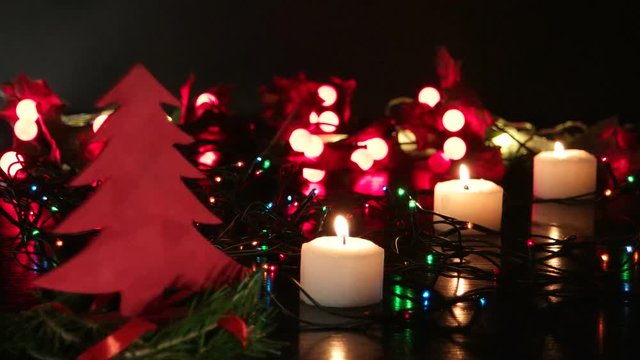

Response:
(35, 65), (245, 316)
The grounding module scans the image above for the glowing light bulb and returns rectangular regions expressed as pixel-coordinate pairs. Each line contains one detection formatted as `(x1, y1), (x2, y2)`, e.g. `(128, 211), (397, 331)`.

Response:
(442, 136), (467, 160)
(14, 119), (38, 141)
(303, 135), (324, 158)
(350, 148), (374, 171)
(317, 84), (337, 106)
(397, 128), (417, 153)
(417, 86), (441, 108)
(442, 109), (465, 132)
(55, 240), (64, 247)
(554, 142), (566, 157)
(92, 114), (109, 133)
(15, 99), (39, 122)
(309, 111), (319, 124)
(317, 111), (340, 133)
(492, 133), (514, 148)
(195, 92), (219, 107)
(302, 168), (326, 183)
(358, 137), (389, 161)
(0, 151), (24, 177)
(197, 151), (217, 166)
(334, 215), (349, 237)
(289, 128), (311, 152)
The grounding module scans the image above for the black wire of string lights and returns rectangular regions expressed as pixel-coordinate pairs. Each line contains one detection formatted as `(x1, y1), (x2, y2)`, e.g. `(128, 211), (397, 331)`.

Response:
(2, 118), (639, 333)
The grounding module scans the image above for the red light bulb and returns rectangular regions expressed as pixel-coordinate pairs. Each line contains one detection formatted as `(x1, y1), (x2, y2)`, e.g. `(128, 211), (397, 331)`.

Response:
(0, 151), (24, 177)
(304, 135), (324, 158)
(195, 92), (219, 107)
(442, 109), (465, 132)
(15, 99), (39, 122)
(317, 111), (340, 133)
(317, 85), (337, 106)
(289, 128), (311, 152)
(197, 151), (217, 166)
(351, 148), (374, 171)
(417, 87), (441, 108)
(359, 137), (389, 161)
(14, 119), (38, 141)
(302, 168), (326, 183)
(443, 137), (467, 160)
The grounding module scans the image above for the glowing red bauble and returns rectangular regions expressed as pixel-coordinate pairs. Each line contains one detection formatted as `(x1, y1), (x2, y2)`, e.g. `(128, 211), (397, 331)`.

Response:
(0, 151), (24, 177)
(92, 114), (109, 133)
(417, 87), (441, 108)
(318, 111), (339, 133)
(304, 135), (324, 158)
(195, 92), (219, 107)
(443, 136), (467, 160)
(15, 99), (39, 122)
(317, 84), (337, 106)
(442, 109), (465, 132)
(289, 128), (311, 152)
(359, 137), (389, 161)
(14, 118), (39, 141)
(197, 151), (218, 167)
(351, 148), (374, 171)
(427, 151), (452, 174)
(302, 168), (326, 183)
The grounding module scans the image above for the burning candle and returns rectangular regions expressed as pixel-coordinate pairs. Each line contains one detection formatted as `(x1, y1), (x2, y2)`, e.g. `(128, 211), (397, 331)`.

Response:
(533, 142), (597, 199)
(300, 215), (384, 307)
(433, 165), (504, 232)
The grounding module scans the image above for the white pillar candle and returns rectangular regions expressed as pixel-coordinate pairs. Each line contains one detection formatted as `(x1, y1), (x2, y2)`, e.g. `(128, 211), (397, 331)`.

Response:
(533, 142), (597, 199)
(434, 165), (504, 232)
(300, 215), (384, 308)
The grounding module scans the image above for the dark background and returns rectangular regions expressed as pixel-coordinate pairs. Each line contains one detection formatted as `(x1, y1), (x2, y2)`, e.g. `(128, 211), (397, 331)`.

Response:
(1, 1), (638, 127)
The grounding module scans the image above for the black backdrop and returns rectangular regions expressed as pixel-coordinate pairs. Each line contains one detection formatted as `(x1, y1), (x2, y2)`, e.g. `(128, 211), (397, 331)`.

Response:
(1, 1), (638, 127)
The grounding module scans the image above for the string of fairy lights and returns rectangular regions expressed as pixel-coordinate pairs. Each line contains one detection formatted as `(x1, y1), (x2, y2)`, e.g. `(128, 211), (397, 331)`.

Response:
(1, 81), (639, 333)
(1, 131), (639, 332)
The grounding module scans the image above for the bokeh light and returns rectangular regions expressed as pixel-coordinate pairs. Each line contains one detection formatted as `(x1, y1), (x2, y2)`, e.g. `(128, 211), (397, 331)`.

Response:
(0, 151), (24, 177)
(359, 137), (389, 160)
(197, 151), (218, 167)
(317, 85), (337, 107)
(92, 114), (109, 133)
(318, 111), (340, 133)
(304, 135), (324, 158)
(289, 128), (311, 152)
(442, 136), (467, 160)
(417, 87), (441, 108)
(442, 109), (465, 132)
(15, 99), (39, 122)
(351, 148), (374, 171)
(195, 92), (219, 107)
(302, 168), (326, 183)
(14, 119), (38, 141)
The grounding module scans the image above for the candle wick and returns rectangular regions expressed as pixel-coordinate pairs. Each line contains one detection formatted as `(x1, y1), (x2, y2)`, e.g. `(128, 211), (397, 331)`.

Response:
(342, 235), (346, 245)
(464, 185), (469, 190)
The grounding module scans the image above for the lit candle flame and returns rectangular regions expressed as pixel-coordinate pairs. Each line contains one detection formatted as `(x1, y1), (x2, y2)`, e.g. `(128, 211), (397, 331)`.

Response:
(459, 164), (470, 181)
(459, 164), (470, 190)
(554, 141), (565, 156)
(335, 215), (349, 238)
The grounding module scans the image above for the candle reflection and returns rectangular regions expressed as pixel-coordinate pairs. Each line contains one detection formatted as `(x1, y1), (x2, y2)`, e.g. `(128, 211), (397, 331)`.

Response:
(298, 332), (381, 360)
(531, 203), (594, 238)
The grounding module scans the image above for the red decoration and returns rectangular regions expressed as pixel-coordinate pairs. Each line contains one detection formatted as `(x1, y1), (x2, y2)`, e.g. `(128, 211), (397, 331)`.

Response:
(34, 65), (245, 316)
(435, 47), (462, 89)
(217, 314), (249, 348)
(77, 318), (157, 360)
